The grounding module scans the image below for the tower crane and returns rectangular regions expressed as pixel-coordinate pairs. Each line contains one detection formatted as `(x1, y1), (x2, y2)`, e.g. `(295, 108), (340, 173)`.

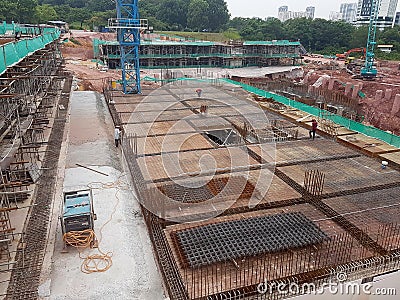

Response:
(108, 0), (147, 94)
(360, 0), (380, 79)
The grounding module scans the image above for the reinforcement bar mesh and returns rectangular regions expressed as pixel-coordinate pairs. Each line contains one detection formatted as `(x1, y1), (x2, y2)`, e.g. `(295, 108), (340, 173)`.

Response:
(175, 212), (329, 267)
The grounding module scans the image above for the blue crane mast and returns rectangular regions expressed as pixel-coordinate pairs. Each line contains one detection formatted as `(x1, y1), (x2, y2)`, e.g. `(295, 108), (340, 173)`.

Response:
(360, 0), (380, 79)
(109, 0), (147, 94)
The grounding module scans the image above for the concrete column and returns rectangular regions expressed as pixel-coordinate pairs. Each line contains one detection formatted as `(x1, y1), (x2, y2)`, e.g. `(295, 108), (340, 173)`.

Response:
(391, 94), (400, 116)
(345, 82), (352, 95)
(375, 90), (383, 101)
(328, 79), (335, 90)
(385, 89), (392, 100)
(352, 85), (360, 99)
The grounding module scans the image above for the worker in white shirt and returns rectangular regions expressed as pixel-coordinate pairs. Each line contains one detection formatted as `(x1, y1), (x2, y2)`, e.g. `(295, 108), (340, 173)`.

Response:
(114, 126), (121, 147)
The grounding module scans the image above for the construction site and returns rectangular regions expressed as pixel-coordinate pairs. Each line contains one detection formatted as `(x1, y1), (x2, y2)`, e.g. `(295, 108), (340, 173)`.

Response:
(0, 0), (400, 298)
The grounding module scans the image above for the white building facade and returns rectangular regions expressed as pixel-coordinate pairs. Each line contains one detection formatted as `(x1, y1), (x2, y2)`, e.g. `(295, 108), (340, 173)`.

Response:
(340, 3), (358, 23)
(278, 6), (315, 22)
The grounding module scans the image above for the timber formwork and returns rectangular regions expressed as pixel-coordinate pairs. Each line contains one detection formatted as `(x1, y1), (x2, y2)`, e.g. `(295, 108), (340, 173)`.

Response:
(0, 35), (71, 298)
(104, 79), (400, 300)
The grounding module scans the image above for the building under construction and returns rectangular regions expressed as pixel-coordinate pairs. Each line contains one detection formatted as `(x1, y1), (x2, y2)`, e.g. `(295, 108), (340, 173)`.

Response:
(0, 23), (73, 298)
(93, 39), (304, 69)
(0, 21), (400, 299)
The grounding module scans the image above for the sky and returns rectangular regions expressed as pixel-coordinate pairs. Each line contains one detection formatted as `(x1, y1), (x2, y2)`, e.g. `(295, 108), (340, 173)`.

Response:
(225, 0), (400, 19)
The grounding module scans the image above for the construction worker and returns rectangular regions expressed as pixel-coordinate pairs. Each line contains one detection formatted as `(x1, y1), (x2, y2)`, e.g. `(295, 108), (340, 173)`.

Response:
(309, 119), (318, 140)
(195, 88), (202, 97)
(114, 126), (121, 147)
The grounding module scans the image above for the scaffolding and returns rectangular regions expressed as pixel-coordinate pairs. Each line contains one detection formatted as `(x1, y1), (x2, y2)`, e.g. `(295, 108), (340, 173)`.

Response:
(93, 39), (302, 69)
(0, 27), (70, 297)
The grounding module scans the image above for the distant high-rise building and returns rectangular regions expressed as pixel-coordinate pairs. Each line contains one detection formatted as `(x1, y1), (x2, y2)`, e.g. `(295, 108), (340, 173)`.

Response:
(356, 0), (399, 29)
(340, 3), (358, 23)
(393, 11), (400, 26)
(278, 6), (289, 22)
(279, 6), (289, 13)
(306, 6), (315, 19)
(330, 11), (344, 21)
(278, 6), (315, 22)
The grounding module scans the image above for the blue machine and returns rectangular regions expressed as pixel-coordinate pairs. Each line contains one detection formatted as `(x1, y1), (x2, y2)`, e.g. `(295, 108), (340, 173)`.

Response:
(108, 1), (148, 94)
(360, 0), (379, 79)
(61, 189), (95, 235)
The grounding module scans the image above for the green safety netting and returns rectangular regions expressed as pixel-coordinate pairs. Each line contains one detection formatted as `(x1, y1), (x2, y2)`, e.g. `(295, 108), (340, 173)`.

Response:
(222, 79), (400, 148)
(243, 40), (300, 46)
(0, 27), (60, 75)
(0, 22), (16, 34)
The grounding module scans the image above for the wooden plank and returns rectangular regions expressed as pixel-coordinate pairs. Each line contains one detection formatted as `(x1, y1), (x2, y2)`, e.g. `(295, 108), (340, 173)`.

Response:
(337, 134), (399, 156)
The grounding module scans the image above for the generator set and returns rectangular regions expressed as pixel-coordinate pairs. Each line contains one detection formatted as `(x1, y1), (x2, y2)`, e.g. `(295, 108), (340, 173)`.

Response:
(61, 189), (97, 247)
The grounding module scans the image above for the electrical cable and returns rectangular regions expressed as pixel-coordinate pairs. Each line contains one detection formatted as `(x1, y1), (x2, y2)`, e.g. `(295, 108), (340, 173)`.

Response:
(63, 173), (130, 273)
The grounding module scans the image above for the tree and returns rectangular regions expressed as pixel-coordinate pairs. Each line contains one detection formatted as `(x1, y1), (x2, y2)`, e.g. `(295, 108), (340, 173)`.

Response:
(0, 1), (18, 22)
(284, 18), (313, 50)
(228, 17), (265, 40)
(17, 0), (39, 23)
(187, 0), (209, 31)
(87, 10), (116, 29)
(261, 18), (284, 40)
(349, 26), (369, 49)
(205, 0), (229, 31)
(86, 0), (115, 12)
(53, 5), (92, 25)
(223, 28), (241, 40)
(156, 0), (189, 30)
(34, 4), (58, 23)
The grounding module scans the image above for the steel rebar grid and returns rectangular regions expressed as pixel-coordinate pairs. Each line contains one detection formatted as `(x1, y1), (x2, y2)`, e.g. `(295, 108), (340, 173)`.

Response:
(173, 212), (329, 268)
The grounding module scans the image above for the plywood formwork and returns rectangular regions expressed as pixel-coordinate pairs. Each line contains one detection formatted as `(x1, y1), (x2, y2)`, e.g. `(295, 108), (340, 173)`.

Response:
(122, 107), (194, 124)
(380, 151), (400, 169)
(135, 133), (214, 156)
(249, 139), (359, 165)
(278, 156), (400, 195)
(138, 147), (259, 181)
(108, 79), (400, 300)
(126, 120), (197, 138)
(337, 134), (400, 156)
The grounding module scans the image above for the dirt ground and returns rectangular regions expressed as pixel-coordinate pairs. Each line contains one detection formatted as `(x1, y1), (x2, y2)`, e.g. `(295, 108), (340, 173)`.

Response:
(60, 31), (120, 92)
(302, 56), (400, 134)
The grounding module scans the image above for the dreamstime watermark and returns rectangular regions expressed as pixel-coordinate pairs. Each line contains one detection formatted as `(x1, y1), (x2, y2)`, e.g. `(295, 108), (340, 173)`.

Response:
(257, 271), (397, 296)
(126, 80), (277, 223)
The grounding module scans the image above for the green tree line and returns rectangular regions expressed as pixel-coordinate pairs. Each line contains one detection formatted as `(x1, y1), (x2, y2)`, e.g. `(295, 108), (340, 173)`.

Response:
(228, 17), (400, 57)
(0, 0), (230, 32)
(0, 0), (399, 59)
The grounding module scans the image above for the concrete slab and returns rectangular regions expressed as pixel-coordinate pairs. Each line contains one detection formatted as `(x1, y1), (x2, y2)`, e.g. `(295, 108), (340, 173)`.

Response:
(47, 91), (164, 299)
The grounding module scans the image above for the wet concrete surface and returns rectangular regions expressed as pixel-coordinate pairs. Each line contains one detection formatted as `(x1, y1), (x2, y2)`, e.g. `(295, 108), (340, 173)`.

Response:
(66, 92), (120, 170)
(47, 91), (165, 300)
